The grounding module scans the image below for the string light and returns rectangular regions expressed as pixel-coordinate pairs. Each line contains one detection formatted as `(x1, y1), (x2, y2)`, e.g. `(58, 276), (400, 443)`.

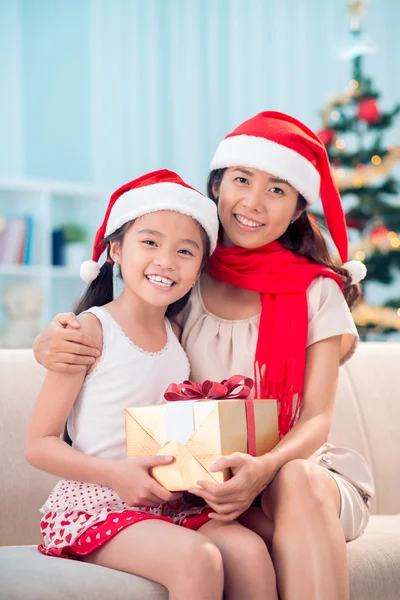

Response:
(335, 139), (346, 150)
(350, 79), (359, 89)
(387, 231), (397, 239)
(355, 251), (366, 260)
(371, 155), (381, 165)
(356, 163), (364, 170)
(397, 309), (400, 317)
(336, 168), (346, 178)
(390, 238), (400, 248)
(331, 110), (340, 121)
(353, 175), (364, 187)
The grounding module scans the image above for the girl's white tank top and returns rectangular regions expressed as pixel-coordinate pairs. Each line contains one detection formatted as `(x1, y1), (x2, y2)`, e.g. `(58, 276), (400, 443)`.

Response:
(67, 306), (190, 460)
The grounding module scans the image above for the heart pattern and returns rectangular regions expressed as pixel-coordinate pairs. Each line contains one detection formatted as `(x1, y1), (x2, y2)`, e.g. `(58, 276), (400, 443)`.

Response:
(39, 478), (211, 558)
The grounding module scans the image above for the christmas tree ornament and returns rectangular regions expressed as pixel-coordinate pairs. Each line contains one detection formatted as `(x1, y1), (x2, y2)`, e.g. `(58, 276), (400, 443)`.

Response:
(357, 97), (380, 124)
(318, 128), (336, 146)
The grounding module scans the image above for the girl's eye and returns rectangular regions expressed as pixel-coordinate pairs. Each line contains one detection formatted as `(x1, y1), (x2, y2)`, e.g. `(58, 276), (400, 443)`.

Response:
(269, 187), (284, 195)
(235, 177), (249, 185)
(142, 240), (157, 246)
(178, 249), (194, 256)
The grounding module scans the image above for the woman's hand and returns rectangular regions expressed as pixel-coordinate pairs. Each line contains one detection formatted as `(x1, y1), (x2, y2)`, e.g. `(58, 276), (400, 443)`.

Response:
(188, 452), (279, 521)
(108, 455), (183, 508)
(33, 312), (101, 373)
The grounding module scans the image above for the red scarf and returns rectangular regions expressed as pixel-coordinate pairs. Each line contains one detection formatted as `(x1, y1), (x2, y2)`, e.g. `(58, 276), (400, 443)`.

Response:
(208, 240), (345, 437)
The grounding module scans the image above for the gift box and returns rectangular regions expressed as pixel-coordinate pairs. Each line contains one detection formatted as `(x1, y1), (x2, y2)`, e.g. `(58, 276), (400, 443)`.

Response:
(125, 376), (279, 491)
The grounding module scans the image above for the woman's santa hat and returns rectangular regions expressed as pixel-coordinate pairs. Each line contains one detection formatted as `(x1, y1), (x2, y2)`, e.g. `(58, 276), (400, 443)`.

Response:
(80, 169), (219, 284)
(210, 111), (366, 284)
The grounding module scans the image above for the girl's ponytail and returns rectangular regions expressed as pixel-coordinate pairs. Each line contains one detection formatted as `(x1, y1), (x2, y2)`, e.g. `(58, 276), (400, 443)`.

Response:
(74, 253), (114, 315)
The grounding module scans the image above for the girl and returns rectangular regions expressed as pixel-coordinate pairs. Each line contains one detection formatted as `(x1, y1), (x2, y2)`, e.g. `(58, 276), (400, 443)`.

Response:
(33, 112), (373, 600)
(26, 169), (277, 600)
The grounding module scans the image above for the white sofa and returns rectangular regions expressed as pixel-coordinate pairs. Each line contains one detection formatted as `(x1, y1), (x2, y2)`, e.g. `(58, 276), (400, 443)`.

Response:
(0, 345), (399, 599)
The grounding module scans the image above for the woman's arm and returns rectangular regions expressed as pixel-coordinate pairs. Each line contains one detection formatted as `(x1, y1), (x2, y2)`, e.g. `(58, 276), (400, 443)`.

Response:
(265, 334), (341, 471)
(33, 312), (101, 373)
(188, 335), (342, 518)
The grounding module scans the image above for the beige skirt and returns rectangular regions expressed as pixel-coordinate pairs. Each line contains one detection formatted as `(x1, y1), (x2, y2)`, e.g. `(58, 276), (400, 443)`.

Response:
(322, 469), (370, 541)
(311, 444), (373, 541)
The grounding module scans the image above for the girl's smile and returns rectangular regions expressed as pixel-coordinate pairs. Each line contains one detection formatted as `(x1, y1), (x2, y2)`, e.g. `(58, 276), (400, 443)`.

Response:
(145, 274), (176, 290)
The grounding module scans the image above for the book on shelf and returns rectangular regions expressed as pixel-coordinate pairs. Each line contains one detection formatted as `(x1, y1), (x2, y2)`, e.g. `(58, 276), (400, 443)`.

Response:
(0, 216), (34, 265)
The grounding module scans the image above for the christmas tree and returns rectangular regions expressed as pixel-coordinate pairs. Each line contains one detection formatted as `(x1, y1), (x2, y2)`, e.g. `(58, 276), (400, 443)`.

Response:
(317, 0), (400, 337)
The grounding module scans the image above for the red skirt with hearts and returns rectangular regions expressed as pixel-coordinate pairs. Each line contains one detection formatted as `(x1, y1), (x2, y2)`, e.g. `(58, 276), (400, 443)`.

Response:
(39, 479), (211, 559)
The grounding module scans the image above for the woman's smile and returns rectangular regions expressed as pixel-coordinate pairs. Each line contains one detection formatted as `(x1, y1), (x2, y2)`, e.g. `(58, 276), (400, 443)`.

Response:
(234, 213), (265, 231)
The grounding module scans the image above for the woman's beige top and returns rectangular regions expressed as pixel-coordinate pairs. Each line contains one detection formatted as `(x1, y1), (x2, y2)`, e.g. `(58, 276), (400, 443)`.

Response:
(176, 276), (358, 383)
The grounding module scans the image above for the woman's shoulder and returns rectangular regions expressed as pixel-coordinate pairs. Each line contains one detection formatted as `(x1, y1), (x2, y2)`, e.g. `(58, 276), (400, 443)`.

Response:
(307, 275), (344, 311)
(306, 276), (358, 363)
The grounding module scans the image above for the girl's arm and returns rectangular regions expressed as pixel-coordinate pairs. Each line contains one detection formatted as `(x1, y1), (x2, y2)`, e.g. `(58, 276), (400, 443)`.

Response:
(26, 313), (180, 506)
(25, 367), (114, 484)
(25, 312), (112, 484)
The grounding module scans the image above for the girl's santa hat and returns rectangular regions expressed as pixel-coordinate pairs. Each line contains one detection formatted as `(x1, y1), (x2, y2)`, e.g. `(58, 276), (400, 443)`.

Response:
(80, 169), (218, 284)
(210, 111), (366, 284)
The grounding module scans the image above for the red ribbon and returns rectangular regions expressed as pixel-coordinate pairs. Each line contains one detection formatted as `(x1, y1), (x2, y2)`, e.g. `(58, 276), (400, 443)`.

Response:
(164, 375), (257, 456)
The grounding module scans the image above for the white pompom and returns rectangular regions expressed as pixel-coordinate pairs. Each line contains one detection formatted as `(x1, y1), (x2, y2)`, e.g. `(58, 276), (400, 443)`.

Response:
(343, 260), (367, 284)
(80, 260), (100, 283)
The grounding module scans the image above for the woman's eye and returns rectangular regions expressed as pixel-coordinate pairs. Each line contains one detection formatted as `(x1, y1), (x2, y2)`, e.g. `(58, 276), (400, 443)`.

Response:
(178, 249), (194, 256)
(142, 240), (157, 246)
(269, 187), (284, 195)
(235, 177), (249, 185)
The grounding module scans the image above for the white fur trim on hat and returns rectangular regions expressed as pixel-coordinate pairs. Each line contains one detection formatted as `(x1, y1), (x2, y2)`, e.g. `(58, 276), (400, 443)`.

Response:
(210, 134), (321, 204)
(343, 260), (367, 284)
(106, 182), (218, 254)
(80, 260), (101, 283)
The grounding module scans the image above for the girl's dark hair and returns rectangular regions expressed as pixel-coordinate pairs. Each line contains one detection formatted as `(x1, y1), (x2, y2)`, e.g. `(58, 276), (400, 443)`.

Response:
(74, 220), (210, 316)
(207, 169), (361, 308)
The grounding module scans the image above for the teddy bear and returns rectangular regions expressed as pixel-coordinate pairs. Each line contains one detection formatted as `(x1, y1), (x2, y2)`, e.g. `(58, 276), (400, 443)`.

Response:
(0, 283), (43, 348)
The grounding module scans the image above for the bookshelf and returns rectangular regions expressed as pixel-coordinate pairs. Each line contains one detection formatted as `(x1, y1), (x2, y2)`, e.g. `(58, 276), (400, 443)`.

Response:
(0, 179), (109, 338)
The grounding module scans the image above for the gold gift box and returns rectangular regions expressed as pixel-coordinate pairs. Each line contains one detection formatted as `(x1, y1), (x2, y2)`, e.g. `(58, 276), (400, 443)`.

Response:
(125, 399), (279, 491)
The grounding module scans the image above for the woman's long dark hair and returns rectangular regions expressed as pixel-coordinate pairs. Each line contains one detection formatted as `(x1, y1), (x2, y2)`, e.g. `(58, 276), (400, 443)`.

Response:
(207, 168), (361, 308)
(74, 220), (210, 316)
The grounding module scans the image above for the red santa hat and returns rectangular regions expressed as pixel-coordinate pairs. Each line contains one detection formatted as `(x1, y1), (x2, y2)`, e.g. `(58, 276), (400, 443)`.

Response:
(210, 111), (366, 283)
(80, 169), (219, 284)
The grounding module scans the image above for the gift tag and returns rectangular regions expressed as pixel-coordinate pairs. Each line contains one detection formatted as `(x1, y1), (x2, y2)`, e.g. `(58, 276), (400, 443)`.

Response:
(165, 401), (197, 444)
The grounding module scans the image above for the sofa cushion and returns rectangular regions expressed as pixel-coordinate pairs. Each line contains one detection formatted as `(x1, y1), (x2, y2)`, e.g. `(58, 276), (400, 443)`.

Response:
(1, 516), (399, 600)
(0, 545), (167, 600)
(348, 515), (400, 600)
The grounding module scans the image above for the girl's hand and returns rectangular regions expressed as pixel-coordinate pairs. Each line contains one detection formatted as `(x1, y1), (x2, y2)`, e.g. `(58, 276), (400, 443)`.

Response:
(108, 455), (183, 508)
(33, 312), (101, 373)
(188, 452), (279, 521)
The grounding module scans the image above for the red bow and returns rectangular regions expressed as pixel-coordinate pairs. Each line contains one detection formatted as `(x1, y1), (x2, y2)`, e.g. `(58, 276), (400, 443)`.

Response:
(164, 375), (253, 401)
(164, 375), (257, 456)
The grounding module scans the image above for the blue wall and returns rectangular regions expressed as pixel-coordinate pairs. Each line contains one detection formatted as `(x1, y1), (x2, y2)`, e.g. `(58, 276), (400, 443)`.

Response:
(20, 0), (91, 181)
(1, 0), (400, 191)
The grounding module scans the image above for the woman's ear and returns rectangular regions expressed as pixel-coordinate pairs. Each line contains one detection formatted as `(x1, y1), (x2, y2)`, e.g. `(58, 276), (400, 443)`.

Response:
(109, 240), (121, 265)
(291, 207), (306, 223)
